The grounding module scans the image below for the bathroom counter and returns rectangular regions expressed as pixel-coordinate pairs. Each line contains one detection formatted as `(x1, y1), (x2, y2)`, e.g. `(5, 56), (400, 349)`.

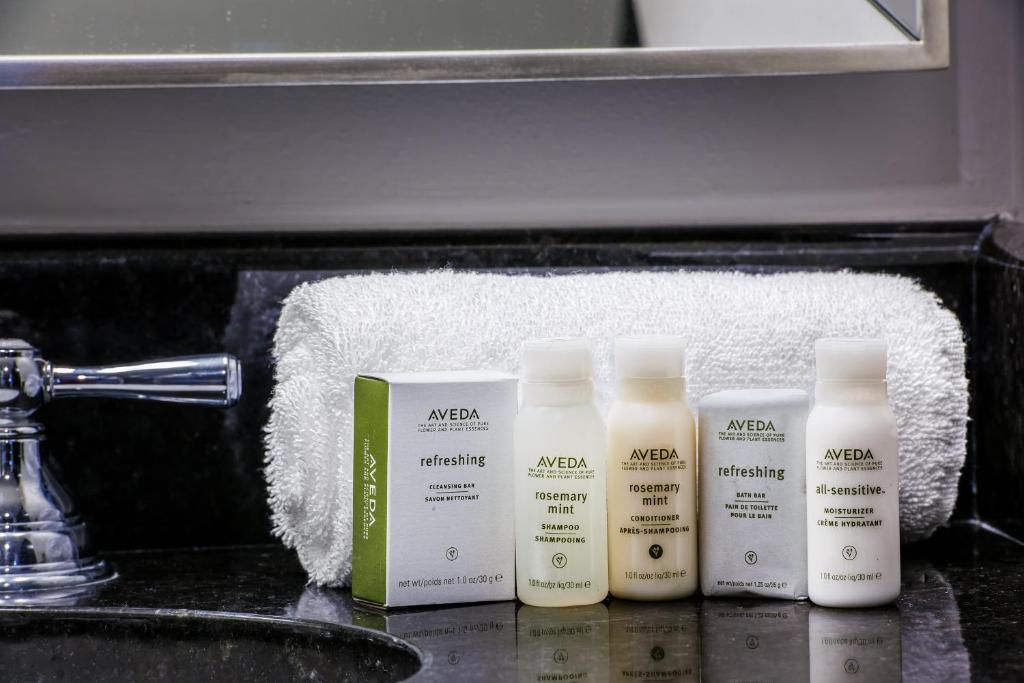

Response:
(5, 521), (1020, 682)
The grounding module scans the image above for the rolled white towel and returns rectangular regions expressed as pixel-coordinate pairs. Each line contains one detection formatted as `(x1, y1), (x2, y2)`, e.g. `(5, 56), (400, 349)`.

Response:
(265, 270), (967, 587)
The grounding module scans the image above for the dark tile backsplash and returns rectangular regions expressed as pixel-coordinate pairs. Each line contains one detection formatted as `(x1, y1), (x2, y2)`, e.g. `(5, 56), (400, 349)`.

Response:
(0, 222), (1011, 551)
(974, 222), (1024, 524)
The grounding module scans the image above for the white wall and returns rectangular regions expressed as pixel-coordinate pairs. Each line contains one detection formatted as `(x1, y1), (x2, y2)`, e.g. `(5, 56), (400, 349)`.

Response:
(0, 0), (1018, 234)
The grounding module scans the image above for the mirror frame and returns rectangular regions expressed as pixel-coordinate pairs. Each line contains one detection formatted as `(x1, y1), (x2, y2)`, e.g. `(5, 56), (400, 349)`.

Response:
(0, 0), (947, 89)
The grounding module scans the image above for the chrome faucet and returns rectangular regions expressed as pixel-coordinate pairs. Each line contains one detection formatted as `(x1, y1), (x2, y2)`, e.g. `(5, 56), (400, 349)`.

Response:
(0, 339), (241, 601)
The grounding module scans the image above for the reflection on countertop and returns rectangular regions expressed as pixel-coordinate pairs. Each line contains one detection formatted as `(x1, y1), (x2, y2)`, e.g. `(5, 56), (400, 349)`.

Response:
(297, 582), (941, 682)
(2, 522), (1018, 682)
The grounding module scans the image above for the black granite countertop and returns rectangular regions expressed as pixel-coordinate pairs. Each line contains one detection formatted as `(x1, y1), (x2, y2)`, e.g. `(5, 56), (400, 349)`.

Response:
(1, 521), (1019, 682)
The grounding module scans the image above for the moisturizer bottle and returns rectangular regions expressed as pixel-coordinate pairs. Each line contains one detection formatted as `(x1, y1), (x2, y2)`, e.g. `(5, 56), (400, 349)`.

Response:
(607, 336), (697, 600)
(806, 338), (900, 608)
(514, 338), (609, 607)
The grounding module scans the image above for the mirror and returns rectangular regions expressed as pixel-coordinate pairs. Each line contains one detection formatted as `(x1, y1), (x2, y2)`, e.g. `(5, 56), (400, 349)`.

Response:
(0, 0), (947, 88)
(636, 0), (920, 48)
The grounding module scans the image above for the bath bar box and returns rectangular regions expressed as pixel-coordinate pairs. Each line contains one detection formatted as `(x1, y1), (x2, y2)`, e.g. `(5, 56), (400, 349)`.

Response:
(352, 370), (517, 608)
(698, 388), (809, 600)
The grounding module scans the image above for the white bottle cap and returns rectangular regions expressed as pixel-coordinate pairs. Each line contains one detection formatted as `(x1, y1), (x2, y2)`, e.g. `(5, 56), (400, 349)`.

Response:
(815, 338), (888, 382)
(614, 336), (686, 379)
(520, 338), (594, 383)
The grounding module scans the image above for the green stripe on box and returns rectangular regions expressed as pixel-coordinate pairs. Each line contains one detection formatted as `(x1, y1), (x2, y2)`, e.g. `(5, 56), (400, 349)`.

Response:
(352, 609), (387, 631)
(353, 376), (389, 605)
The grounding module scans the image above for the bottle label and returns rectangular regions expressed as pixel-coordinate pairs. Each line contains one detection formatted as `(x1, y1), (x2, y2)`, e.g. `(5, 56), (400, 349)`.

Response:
(524, 455), (599, 593)
(812, 449), (887, 532)
(610, 440), (694, 587)
(616, 450), (690, 538)
(810, 445), (895, 587)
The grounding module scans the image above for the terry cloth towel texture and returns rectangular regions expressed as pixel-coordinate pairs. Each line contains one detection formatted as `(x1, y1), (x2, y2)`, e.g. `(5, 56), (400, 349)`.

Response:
(265, 270), (968, 587)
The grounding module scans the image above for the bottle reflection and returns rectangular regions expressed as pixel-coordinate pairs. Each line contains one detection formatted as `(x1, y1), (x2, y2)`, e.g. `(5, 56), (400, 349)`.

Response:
(516, 604), (610, 683)
(608, 600), (699, 682)
(809, 606), (901, 683)
(286, 565), (973, 683)
(700, 600), (811, 682)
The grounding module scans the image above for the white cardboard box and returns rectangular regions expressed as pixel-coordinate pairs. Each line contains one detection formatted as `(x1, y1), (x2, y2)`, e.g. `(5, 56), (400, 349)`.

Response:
(352, 371), (517, 608)
(698, 388), (809, 600)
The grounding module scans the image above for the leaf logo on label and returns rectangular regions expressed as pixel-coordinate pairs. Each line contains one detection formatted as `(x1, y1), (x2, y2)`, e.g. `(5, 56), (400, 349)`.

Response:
(551, 553), (567, 568)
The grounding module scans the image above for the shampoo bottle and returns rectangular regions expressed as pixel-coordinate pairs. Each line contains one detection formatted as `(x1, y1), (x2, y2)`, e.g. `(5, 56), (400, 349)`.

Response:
(514, 338), (608, 607)
(607, 336), (697, 600)
(806, 338), (900, 607)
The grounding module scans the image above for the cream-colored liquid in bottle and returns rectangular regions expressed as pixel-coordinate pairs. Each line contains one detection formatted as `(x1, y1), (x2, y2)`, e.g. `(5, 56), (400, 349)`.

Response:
(515, 338), (609, 607)
(607, 336), (697, 600)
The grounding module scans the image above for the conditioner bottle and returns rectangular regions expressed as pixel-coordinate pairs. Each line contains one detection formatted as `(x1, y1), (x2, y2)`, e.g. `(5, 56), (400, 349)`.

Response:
(806, 338), (900, 607)
(607, 336), (697, 600)
(514, 338), (608, 607)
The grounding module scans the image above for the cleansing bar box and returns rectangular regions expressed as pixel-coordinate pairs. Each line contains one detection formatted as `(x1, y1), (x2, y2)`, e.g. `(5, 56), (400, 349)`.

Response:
(698, 389), (809, 600)
(352, 370), (517, 608)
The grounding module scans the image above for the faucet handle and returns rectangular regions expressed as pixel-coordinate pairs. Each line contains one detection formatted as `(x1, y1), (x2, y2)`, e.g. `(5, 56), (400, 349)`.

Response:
(50, 355), (242, 406)
(0, 339), (241, 419)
